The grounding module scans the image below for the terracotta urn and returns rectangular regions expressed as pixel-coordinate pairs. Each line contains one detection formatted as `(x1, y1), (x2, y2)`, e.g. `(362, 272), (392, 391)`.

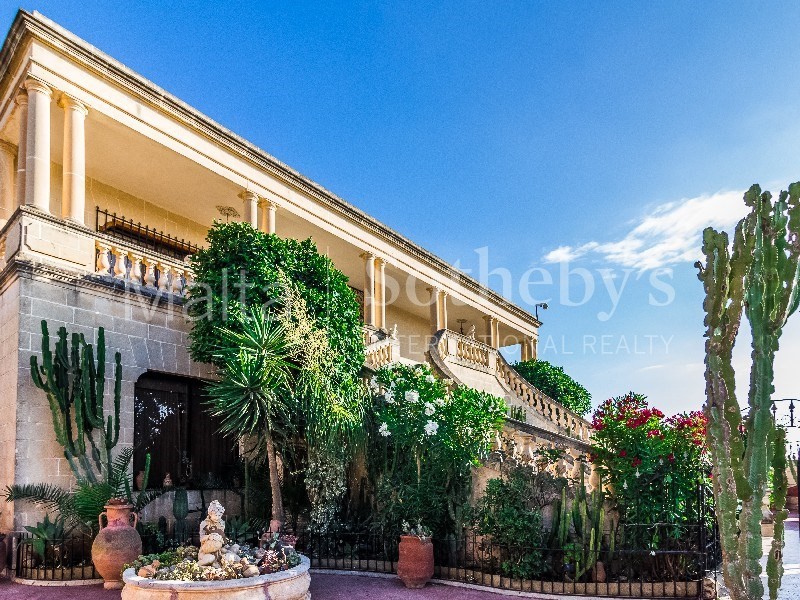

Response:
(92, 499), (142, 589)
(397, 535), (434, 589)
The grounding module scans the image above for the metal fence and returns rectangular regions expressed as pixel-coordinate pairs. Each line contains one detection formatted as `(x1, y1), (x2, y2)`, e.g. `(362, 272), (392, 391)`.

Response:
(96, 206), (200, 260)
(12, 533), (97, 581)
(295, 522), (718, 598)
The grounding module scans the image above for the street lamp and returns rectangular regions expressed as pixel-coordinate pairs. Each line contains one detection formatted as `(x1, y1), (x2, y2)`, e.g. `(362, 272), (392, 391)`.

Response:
(534, 302), (548, 321)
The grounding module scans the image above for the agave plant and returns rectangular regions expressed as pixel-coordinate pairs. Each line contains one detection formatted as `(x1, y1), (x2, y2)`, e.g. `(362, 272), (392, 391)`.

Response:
(5, 448), (161, 532)
(23, 514), (67, 563)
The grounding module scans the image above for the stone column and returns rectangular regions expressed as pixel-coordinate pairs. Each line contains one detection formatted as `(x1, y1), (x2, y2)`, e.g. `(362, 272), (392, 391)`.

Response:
(428, 287), (443, 334)
(532, 335), (538, 361)
(493, 319), (501, 349)
(14, 91), (27, 209)
(375, 258), (386, 329)
(59, 94), (88, 225)
(361, 252), (376, 327)
(438, 290), (448, 332)
(239, 190), (259, 228)
(0, 141), (16, 225)
(260, 199), (277, 234)
(24, 77), (53, 213)
(483, 316), (497, 348)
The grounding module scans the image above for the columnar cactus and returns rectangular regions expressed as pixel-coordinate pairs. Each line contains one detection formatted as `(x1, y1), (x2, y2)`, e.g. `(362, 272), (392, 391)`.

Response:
(31, 320), (123, 484)
(697, 184), (800, 600)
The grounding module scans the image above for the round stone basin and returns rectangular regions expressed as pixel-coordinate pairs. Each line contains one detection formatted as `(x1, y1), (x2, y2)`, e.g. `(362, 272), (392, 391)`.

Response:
(121, 555), (310, 600)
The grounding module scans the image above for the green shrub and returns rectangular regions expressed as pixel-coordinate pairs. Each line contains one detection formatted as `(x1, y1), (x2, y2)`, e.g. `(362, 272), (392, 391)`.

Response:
(512, 360), (591, 416)
(187, 221), (364, 380)
(472, 467), (546, 579)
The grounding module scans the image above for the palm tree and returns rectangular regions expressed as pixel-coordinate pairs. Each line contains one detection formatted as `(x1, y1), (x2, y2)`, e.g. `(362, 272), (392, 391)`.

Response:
(206, 307), (294, 531)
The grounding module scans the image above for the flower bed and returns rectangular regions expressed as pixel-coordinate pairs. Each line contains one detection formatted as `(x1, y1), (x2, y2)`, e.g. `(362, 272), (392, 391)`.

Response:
(121, 554), (310, 600)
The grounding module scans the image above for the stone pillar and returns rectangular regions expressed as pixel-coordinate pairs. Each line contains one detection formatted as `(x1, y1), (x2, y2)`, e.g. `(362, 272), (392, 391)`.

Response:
(0, 141), (16, 225)
(428, 287), (441, 334)
(239, 190), (259, 228)
(361, 252), (376, 327)
(520, 337), (529, 362)
(521, 336), (535, 362)
(494, 319), (501, 349)
(439, 290), (448, 332)
(14, 91), (27, 209)
(483, 316), (497, 348)
(260, 199), (277, 234)
(59, 94), (88, 225)
(375, 258), (386, 329)
(532, 335), (538, 361)
(24, 77), (53, 213)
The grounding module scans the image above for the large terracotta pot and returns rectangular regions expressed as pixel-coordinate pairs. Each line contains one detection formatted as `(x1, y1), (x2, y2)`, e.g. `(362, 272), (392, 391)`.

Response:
(397, 535), (433, 589)
(92, 500), (142, 589)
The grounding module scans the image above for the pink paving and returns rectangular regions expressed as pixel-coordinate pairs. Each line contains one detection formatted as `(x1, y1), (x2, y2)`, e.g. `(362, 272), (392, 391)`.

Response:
(0, 573), (506, 599)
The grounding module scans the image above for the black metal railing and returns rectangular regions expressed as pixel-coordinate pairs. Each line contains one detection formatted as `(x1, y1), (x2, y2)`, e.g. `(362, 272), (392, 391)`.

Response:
(13, 534), (97, 581)
(295, 521), (718, 598)
(96, 207), (200, 260)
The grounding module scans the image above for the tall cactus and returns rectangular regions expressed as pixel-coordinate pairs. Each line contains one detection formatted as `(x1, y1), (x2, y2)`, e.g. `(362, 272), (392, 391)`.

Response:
(31, 320), (123, 484)
(697, 184), (800, 600)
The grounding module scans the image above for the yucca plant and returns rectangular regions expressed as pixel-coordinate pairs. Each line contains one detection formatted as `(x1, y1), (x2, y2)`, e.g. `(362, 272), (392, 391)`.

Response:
(206, 306), (294, 530)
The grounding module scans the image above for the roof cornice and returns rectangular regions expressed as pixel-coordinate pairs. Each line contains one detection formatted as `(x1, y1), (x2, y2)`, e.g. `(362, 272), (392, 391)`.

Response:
(0, 9), (540, 329)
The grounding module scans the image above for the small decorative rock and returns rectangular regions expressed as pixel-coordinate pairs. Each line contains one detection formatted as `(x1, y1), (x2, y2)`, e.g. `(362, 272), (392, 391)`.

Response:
(137, 560), (160, 578)
(592, 560), (606, 583)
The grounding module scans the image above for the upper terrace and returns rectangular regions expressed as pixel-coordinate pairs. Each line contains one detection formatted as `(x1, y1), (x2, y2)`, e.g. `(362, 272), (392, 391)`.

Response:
(0, 9), (540, 365)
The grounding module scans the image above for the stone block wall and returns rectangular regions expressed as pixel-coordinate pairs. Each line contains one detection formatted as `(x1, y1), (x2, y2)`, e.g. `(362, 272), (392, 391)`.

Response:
(10, 270), (210, 530)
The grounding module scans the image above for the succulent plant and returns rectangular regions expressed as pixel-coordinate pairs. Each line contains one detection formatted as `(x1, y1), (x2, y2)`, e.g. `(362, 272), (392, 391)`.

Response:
(697, 183), (800, 600)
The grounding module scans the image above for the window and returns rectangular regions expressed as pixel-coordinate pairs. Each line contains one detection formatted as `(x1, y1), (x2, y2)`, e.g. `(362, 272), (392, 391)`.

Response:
(133, 372), (238, 489)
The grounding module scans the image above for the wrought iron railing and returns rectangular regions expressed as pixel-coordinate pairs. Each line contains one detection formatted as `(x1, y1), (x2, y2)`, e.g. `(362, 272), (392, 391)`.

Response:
(96, 207), (200, 260)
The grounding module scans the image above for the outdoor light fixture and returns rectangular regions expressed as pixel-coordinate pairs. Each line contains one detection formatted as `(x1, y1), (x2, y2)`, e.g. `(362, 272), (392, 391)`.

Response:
(534, 302), (549, 321)
(456, 318), (468, 334)
(216, 205), (240, 222)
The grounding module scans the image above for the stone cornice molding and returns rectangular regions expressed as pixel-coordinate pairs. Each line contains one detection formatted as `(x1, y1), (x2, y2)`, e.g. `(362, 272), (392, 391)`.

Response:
(0, 10), (541, 329)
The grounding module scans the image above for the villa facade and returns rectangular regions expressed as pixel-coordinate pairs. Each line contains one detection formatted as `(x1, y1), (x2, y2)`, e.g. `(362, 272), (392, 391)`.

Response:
(0, 10), (590, 532)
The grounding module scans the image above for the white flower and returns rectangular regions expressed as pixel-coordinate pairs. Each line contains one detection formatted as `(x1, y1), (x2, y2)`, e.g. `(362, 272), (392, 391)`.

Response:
(426, 374), (435, 383)
(384, 389), (395, 404)
(424, 402), (435, 416)
(405, 390), (419, 403)
(424, 420), (439, 436)
(369, 377), (380, 393)
(434, 397), (445, 407)
(379, 423), (390, 437)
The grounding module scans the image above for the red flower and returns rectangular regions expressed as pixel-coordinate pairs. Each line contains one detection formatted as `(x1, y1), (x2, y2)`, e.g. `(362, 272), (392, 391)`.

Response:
(619, 450), (627, 458)
(632, 457), (642, 468)
(667, 453), (675, 463)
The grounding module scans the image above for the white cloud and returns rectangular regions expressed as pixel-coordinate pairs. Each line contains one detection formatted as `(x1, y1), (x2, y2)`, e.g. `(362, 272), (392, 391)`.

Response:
(542, 190), (749, 270)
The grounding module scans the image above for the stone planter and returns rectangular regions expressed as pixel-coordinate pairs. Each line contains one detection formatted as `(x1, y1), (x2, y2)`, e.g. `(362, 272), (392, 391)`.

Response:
(121, 555), (311, 600)
(92, 501), (142, 590)
(397, 535), (433, 589)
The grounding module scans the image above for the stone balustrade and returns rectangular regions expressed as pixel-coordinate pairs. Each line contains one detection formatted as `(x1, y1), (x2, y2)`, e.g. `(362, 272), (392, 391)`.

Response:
(431, 329), (590, 442)
(364, 337), (398, 369)
(496, 353), (590, 442)
(0, 206), (194, 300)
(94, 239), (192, 297)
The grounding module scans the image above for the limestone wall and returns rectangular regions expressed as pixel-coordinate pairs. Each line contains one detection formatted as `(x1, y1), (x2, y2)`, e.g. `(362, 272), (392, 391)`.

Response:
(10, 271), (210, 530)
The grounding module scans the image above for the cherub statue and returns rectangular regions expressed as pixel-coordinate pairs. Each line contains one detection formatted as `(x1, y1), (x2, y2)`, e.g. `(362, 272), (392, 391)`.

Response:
(197, 532), (225, 567)
(467, 324), (476, 339)
(199, 500), (226, 539)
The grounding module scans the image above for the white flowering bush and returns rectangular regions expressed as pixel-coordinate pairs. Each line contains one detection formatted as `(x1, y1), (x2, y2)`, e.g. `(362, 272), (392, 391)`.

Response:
(369, 363), (506, 534)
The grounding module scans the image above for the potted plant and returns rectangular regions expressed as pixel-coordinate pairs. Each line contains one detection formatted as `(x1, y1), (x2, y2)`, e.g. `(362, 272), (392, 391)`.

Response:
(397, 521), (433, 589)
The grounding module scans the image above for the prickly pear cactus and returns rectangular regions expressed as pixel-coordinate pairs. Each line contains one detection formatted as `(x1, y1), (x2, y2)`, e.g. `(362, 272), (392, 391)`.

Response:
(697, 183), (800, 600)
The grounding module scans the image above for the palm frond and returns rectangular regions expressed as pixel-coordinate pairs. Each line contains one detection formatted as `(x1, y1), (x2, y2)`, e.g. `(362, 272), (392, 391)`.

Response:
(4, 483), (73, 516)
(133, 489), (164, 512)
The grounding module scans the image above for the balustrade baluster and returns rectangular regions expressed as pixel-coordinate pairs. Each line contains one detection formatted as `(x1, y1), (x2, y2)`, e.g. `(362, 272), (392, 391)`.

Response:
(95, 241), (111, 275)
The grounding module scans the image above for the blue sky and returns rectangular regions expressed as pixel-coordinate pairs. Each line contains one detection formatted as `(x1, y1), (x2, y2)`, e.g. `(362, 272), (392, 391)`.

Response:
(6, 1), (800, 422)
